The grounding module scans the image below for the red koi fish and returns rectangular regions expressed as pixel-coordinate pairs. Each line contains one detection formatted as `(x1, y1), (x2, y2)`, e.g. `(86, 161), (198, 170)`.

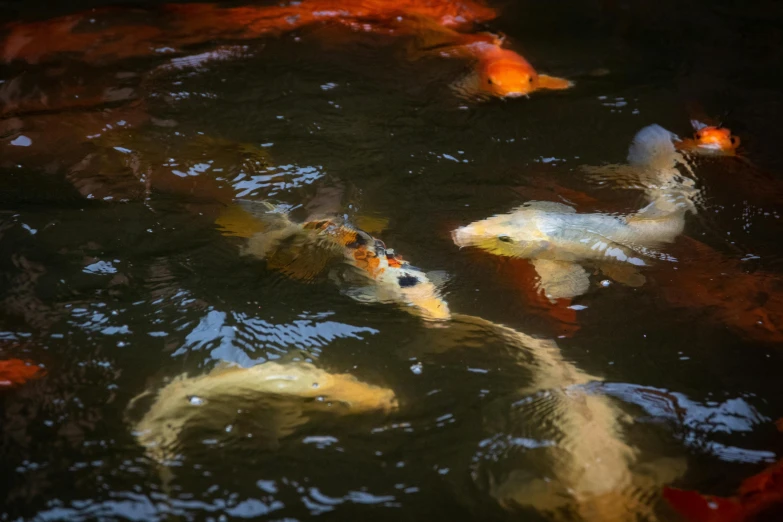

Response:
(2, 0), (496, 65)
(0, 359), (45, 388)
(660, 235), (783, 345)
(664, 419), (783, 522)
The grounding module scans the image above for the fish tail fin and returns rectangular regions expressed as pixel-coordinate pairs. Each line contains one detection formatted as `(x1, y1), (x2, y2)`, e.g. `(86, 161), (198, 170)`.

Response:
(663, 487), (744, 522)
(627, 124), (683, 169)
(537, 74), (573, 90)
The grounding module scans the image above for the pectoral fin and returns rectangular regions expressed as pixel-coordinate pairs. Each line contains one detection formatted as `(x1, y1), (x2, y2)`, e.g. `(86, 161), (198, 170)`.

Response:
(537, 74), (573, 91)
(598, 263), (646, 287)
(531, 259), (590, 301)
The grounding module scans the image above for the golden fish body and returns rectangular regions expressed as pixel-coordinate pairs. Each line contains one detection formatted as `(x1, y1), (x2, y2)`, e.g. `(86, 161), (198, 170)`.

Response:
(129, 361), (397, 464)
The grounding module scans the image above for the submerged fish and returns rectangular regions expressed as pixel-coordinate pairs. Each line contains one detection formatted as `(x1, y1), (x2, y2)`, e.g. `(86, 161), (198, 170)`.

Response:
(216, 201), (451, 321)
(0, 358), (45, 388)
(664, 418), (783, 522)
(128, 361), (397, 464)
(453, 125), (696, 300)
(441, 315), (684, 521)
(0, 0), (496, 65)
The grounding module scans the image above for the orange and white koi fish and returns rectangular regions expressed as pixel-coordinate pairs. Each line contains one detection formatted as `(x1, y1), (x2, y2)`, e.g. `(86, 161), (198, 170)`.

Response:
(675, 120), (741, 156)
(664, 418), (783, 522)
(216, 201), (451, 321)
(0, 358), (45, 388)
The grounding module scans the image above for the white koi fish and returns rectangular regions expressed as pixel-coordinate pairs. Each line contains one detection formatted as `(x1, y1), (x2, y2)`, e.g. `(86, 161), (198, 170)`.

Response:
(452, 125), (699, 300)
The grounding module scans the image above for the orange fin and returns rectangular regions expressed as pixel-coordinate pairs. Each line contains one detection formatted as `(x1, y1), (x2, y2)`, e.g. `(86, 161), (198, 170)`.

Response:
(537, 74), (573, 90)
(0, 359), (45, 388)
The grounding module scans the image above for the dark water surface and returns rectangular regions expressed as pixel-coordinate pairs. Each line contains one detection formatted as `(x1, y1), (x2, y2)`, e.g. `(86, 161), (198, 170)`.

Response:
(1, 1), (783, 520)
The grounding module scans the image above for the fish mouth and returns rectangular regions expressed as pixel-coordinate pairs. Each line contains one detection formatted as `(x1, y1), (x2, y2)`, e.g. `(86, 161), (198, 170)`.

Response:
(451, 226), (476, 248)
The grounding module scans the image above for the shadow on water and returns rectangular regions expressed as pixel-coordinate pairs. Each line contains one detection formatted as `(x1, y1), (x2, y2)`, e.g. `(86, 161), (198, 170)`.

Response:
(1, 0), (783, 520)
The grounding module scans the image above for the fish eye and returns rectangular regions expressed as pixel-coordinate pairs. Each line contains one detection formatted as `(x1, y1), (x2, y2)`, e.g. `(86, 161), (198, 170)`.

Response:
(398, 274), (420, 288)
(498, 235), (513, 243)
(487, 78), (493, 85)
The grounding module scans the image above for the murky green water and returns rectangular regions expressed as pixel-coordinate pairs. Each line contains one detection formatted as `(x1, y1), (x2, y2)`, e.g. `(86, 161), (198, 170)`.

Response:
(1, 1), (782, 520)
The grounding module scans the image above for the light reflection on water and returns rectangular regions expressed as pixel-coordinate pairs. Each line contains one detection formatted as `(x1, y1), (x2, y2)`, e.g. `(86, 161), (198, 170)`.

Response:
(1, 0), (783, 520)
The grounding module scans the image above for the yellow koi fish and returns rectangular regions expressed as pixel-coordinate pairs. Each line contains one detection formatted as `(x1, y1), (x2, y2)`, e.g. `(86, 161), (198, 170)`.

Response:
(128, 361), (397, 464)
(423, 314), (684, 521)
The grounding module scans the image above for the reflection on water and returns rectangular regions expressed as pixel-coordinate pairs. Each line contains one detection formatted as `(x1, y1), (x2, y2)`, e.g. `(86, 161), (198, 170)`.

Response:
(2, 0), (783, 520)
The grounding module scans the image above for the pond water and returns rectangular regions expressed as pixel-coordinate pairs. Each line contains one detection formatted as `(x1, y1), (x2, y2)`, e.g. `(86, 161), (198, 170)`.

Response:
(1, 1), (782, 520)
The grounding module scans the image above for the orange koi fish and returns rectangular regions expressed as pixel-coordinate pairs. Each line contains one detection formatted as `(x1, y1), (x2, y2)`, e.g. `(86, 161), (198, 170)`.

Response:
(2, 0), (496, 65)
(444, 38), (572, 98)
(0, 358), (45, 388)
(664, 419), (783, 522)
(675, 121), (741, 156)
(2, 1), (571, 100)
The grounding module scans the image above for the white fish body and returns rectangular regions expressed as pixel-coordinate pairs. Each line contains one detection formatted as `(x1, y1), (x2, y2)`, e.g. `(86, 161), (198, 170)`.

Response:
(453, 125), (698, 300)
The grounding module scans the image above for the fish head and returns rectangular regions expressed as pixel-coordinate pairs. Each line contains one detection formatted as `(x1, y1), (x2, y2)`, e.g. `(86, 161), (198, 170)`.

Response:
(693, 125), (740, 153)
(452, 211), (550, 258)
(482, 50), (539, 97)
(343, 237), (452, 321)
(377, 263), (451, 321)
(398, 276), (452, 321)
(478, 46), (572, 98)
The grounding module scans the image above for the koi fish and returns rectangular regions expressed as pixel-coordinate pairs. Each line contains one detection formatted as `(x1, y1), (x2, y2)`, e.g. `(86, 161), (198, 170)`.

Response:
(127, 360), (397, 464)
(452, 125), (696, 300)
(2, 1), (571, 101)
(675, 120), (741, 156)
(659, 235), (783, 345)
(663, 418), (783, 522)
(442, 315), (684, 521)
(445, 39), (572, 99)
(1, 0), (497, 65)
(0, 358), (45, 388)
(216, 201), (451, 321)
